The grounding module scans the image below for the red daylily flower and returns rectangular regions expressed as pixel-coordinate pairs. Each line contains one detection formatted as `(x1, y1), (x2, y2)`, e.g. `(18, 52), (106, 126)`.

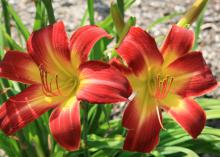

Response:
(111, 25), (218, 153)
(0, 21), (131, 151)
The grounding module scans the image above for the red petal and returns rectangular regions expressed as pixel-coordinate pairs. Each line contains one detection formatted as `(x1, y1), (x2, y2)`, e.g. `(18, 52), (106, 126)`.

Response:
(116, 27), (163, 75)
(0, 85), (59, 135)
(177, 66), (218, 97)
(0, 51), (41, 84)
(49, 97), (81, 151)
(168, 52), (205, 74)
(161, 25), (194, 65)
(70, 25), (111, 66)
(123, 100), (162, 153)
(122, 100), (140, 129)
(27, 21), (72, 76)
(109, 57), (132, 75)
(167, 52), (217, 97)
(163, 97), (206, 138)
(77, 61), (132, 104)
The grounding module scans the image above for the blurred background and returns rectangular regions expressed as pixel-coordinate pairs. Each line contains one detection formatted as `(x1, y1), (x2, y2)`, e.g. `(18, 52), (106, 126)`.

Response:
(4, 0), (220, 98)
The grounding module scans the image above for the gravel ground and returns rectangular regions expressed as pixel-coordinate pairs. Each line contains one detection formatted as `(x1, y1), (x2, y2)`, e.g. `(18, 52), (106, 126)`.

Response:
(3, 0), (220, 98)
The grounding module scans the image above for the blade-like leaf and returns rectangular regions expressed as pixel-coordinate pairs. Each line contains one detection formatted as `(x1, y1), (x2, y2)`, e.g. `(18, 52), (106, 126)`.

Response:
(2, 0), (30, 40)
(158, 146), (199, 157)
(87, 0), (95, 25)
(42, 0), (55, 24)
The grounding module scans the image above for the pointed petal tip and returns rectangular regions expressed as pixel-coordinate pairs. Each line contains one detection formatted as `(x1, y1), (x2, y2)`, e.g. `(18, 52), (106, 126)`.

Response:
(167, 52), (217, 97)
(163, 97), (206, 139)
(161, 25), (194, 65)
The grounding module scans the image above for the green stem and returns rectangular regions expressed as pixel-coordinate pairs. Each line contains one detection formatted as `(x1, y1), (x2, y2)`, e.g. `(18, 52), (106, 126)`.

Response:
(83, 103), (90, 157)
(87, 0), (95, 25)
(1, 0), (11, 36)
(42, 0), (56, 24)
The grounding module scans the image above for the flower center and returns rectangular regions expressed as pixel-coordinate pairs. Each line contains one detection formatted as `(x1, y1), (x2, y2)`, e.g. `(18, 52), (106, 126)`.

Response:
(143, 68), (174, 100)
(154, 75), (174, 100)
(39, 66), (61, 97)
(39, 65), (79, 97)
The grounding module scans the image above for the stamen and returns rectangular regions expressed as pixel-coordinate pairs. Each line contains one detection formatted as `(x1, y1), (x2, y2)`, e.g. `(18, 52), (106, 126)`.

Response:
(155, 75), (161, 98)
(39, 65), (61, 97)
(156, 106), (165, 130)
(156, 75), (160, 91)
(44, 71), (50, 92)
(155, 75), (174, 99)
(161, 79), (168, 98)
(49, 78), (56, 96)
(164, 77), (174, 98)
(39, 67), (51, 96)
(56, 75), (61, 95)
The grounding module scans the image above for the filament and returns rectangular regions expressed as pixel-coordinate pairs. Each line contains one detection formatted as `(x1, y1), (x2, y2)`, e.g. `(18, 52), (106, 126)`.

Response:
(39, 65), (61, 97)
(156, 106), (165, 130)
(155, 75), (174, 99)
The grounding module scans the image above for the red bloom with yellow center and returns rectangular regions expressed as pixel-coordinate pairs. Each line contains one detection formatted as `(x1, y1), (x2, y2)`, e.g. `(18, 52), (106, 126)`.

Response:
(0, 21), (131, 151)
(111, 25), (218, 153)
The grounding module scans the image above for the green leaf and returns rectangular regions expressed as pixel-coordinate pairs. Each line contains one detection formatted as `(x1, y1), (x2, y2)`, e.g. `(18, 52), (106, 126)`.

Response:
(42, 0), (56, 24)
(158, 146), (199, 157)
(203, 127), (220, 137)
(33, 0), (42, 30)
(192, 6), (205, 50)
(1, 0), (11, 36)
(117, 0), (124, 18)
(89, 105), (103, 133)
(147, 12), (182, 30)
(88, 134), (123, 151)
(91, 149), (119, 157)
(33, 0), (47, 31)
(0, 13), (4, 59)
(2, 0), (30, 40)
(117, 16), (136, 47)
(97, 0), (135, 29)
(206, 109), (220, 119)
(0, 132), (20, 157)
(181, 138), (220, 156)
(87, 0), (95, 25)
(80, 8), (89, 26)
(2, 29), (24, 51)
(196, 98), (220, 109)
(89, 37), (111, 60)
(111, 3), (125, 36)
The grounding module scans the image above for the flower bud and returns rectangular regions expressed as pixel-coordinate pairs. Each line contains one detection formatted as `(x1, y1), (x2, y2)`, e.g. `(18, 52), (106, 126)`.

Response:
(177, 0), (208, 27)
